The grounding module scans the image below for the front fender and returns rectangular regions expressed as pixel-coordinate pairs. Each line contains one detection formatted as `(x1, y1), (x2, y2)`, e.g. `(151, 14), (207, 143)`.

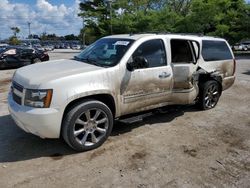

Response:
(65, 89), (116, 105)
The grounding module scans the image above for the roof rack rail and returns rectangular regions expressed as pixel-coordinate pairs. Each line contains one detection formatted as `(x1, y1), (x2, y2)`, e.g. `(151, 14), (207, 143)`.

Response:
(129, 32), (158, 36)
(170, 33), (204, 37)
(129, 32), (205, 37)
(129, 31), (171, 36)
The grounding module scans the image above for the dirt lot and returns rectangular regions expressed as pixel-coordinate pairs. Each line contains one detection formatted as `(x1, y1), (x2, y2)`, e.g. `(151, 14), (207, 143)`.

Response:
(0, 50), (249, 188)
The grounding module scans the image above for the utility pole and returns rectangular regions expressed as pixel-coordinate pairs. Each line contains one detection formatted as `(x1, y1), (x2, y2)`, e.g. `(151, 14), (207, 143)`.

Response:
(27, 22), (31, 38)
(107, 0), (113, 35)
(82, 18), (85, 47)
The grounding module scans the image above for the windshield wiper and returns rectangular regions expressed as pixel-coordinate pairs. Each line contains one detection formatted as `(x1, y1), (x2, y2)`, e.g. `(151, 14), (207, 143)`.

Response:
(76, 56), (108, 68)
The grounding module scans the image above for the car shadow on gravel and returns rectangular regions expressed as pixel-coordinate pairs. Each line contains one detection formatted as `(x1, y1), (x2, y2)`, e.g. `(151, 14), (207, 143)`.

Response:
(0, 67), (17, 71)
(112, 105), (198, 136)
(0, 105), (198, 162)
(242, 70), (250, 75)
(0, 115), (75, 163)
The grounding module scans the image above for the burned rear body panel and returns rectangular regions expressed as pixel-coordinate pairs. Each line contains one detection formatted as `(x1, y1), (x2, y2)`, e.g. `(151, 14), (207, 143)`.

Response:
(117, 35), (235, 117)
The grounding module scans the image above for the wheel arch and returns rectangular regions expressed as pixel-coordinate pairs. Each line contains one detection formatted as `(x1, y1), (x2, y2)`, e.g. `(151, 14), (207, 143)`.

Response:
(197, 72), (223, 94)
(62, 93), (116, 124)
(61, 94), (115, 151)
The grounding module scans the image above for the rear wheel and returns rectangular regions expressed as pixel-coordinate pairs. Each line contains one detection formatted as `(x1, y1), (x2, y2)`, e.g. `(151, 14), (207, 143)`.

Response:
(62, 100), (113, 151)
(33, 58), (41, 63)
(198, 80), (221, 110)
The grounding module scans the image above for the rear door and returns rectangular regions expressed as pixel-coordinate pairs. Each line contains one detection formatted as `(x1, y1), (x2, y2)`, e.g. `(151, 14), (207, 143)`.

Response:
(170, 39), (199, 90)
(120, 39), (173, 115)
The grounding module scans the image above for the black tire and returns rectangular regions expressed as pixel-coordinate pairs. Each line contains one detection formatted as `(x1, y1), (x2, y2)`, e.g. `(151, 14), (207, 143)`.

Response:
(198, 80), (221, 110)
(62, 100), (113, 152)
(33, 58), (41, 64)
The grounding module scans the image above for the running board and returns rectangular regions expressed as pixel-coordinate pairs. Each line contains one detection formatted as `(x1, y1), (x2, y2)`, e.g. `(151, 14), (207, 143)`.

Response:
(117, 105), (189, 124)
(118, 112), (153, 124)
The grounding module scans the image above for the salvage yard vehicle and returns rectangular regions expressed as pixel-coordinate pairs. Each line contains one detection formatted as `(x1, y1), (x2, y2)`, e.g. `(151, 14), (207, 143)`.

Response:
(232, 43), (248, 51)
(8, 34), (236, 151)
(0, 46), (49, 69)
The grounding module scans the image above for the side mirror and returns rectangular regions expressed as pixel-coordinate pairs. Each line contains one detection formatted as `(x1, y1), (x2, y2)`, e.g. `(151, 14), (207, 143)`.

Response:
(126, 56), (149, 71)
(126, 61), (134, 71)
(133, 56), (148, 69)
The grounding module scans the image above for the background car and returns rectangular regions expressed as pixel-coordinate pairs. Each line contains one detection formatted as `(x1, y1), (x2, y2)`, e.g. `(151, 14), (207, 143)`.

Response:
(34, 48), (49, 62)
(0, 43), (9, 48)
(241, 41), (250, 50)
(71, 44), (81, 50)
(43, 44), (54, 51)
(0, 46), (49, 69)
(232, 43), (248, 51)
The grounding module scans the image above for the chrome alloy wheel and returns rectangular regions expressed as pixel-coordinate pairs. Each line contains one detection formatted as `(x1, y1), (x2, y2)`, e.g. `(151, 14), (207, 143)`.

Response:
(204, 83), (219, 108)
(73, 108), (109, 146)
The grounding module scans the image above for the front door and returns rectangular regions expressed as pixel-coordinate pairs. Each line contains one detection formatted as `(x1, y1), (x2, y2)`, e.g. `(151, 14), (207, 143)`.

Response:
(120, 39), (173, 115)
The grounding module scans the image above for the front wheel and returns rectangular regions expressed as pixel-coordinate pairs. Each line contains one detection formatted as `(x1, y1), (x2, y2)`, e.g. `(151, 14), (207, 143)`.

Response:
(62, 100), (113, 151)
(198, 80), (221, 110)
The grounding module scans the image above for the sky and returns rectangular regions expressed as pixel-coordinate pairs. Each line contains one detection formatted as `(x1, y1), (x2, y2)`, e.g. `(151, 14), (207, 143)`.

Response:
(0, 0), (82, 40)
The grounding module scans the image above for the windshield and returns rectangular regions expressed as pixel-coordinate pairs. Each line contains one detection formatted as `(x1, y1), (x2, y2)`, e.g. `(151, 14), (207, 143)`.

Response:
(0, 48), (7, 54)
(75, 38), (134, 67)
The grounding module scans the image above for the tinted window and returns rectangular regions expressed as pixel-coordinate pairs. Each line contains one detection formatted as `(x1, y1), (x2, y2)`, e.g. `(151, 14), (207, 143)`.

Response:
(171, 40), (194, 63)
(133, 39), (167, 68)
(0, 48), (6, 54)
(202, 40), (233, 61)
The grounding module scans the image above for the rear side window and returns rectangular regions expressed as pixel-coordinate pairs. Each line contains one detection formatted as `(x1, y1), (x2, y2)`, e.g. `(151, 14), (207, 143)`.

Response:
(171, 40), (194, 63)
(202, 40), (233, 61)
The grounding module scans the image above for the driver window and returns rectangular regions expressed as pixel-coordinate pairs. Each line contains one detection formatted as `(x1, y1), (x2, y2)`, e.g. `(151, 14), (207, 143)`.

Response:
(132, 39), (167, 69)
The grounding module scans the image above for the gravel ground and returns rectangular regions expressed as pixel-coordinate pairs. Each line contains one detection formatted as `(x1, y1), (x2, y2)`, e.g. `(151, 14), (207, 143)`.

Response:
(0, 50), (249, 188)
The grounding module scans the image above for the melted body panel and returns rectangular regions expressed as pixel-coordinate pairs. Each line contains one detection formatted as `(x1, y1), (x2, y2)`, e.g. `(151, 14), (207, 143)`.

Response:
(172, 63), (197, 90)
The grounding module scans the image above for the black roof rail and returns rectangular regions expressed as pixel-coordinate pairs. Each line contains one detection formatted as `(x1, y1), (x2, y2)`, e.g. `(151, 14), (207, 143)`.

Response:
(130, 31), (180, 35)
(171, 33), (204, 37)
(129, 32), (158, 36)
(129, 32), (205, 37)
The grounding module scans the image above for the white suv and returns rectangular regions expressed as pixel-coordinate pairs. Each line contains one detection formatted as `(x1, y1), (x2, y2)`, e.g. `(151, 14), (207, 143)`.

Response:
(8, 34), (236, 151)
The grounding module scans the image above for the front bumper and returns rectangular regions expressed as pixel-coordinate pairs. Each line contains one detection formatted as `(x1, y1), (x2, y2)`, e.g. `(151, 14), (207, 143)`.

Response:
(8, 93), (62, 138)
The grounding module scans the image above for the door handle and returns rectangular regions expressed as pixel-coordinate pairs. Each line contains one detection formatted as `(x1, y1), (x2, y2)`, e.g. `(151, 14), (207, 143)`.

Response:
(159, 72), (171, 79)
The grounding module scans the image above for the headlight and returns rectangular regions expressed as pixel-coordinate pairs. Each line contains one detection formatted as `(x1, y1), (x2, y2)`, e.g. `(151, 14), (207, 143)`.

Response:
(24, 89), (53, 108)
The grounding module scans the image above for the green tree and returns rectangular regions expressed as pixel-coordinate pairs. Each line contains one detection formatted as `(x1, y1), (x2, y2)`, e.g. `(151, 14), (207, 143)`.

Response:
(40, 32), (48, 41)
(64, 34), (79, 40)
(10, 27), (20, 37)
(79, 0), (110, 41)
(9, 36), (20, 45)
(175, 0), (250, 43)
(79, 0), (166, 40)
(78, 0), (250, 43)
(167, 0), (192, 16)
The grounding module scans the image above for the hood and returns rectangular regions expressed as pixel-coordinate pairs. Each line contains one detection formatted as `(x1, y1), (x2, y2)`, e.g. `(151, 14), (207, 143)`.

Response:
(13, 59), (103, 88)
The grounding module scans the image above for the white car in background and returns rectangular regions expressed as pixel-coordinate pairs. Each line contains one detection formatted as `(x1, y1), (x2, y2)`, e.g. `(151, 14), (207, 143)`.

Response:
(241, 41), (250, 50)
(43, 45), (54, 51)
(71, 44), (81, 50)
(0, 43), (9, 48)
(233, 43), (248, 51)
